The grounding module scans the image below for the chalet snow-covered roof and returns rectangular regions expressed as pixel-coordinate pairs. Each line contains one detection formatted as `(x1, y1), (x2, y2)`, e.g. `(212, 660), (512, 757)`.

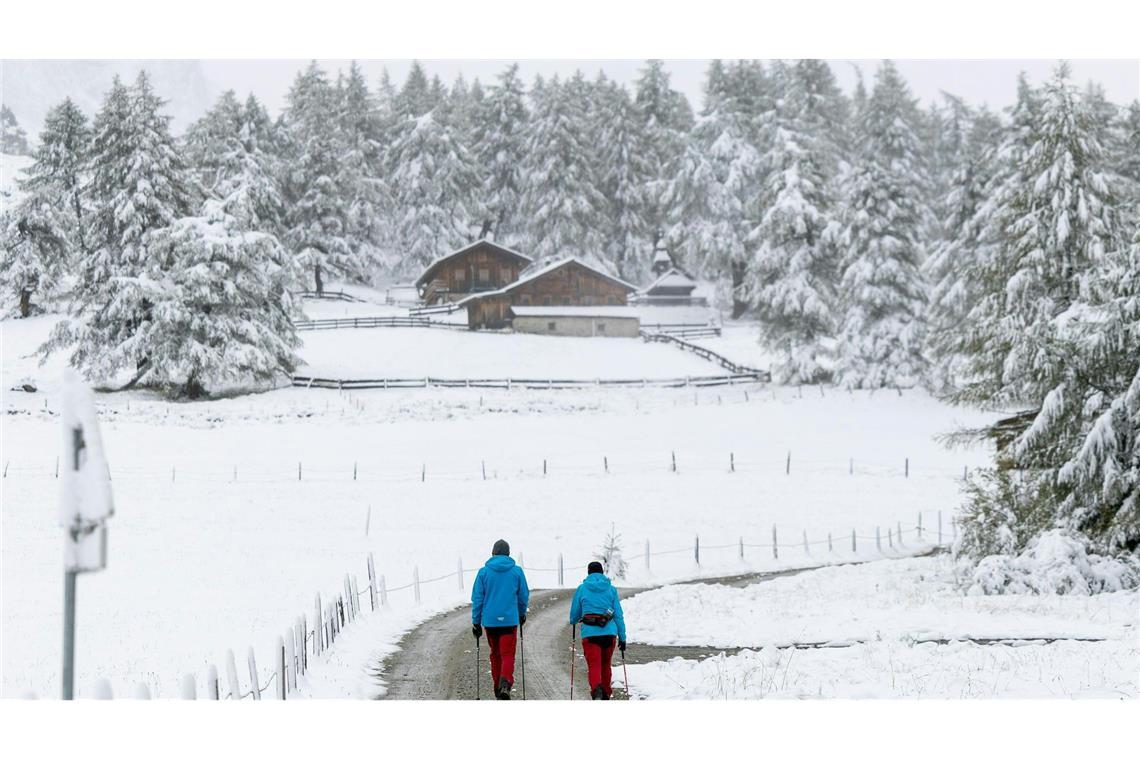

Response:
(455, 257), (638, 306)
(653, 248), (672, 265)
(642, 267), (698, 295)
(510, 305), (641, 320)
(414, 239), (533, 288)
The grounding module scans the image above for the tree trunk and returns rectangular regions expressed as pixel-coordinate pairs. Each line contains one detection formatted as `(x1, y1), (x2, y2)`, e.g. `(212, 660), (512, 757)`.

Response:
(314, 263), (323, 296)
(730, 260), (748, 319)
(185, 376), (205, 400)
(18, 288), (31, 318)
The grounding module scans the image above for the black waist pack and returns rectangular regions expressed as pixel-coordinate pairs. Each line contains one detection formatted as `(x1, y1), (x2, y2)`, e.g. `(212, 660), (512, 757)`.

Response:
(581, 612), (613, 627)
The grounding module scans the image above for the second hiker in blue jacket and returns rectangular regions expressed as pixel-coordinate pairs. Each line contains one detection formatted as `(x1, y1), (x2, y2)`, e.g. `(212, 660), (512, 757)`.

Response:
(471, 539), (529, 699)
(569, 561), (627, 700)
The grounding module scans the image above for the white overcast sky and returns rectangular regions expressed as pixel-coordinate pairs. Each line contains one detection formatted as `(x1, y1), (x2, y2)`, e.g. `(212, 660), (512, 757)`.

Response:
(204, 59), (1138, 115)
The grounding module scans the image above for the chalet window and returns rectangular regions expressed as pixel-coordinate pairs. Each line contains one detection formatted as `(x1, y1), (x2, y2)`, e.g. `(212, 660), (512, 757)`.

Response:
(548, 321), (557, 331)
(583, 296), (593, 306)
(501, 268), (511, 283)
(596, 323), (606, 333)
(543, 295), (552, 305)
(479, 268), (490, 282)
(454, 268), (466, 281)
(519, 294), (531, 305)
(562, 297), (571, 305)
(607, 296), (617, 305)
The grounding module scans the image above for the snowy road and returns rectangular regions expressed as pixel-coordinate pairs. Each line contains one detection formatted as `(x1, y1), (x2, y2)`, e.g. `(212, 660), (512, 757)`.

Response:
(377, 563), (890, 700)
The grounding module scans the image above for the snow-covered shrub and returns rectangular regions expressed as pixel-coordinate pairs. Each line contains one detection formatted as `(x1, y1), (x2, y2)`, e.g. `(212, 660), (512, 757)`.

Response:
(965, 529), (1140, 596)
(594, 524), (629, 579)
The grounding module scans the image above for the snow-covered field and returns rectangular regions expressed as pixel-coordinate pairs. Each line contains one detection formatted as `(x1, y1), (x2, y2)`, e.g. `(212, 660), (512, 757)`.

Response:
(1, 310), (1005, 698)
(624, 555), (1139, 698)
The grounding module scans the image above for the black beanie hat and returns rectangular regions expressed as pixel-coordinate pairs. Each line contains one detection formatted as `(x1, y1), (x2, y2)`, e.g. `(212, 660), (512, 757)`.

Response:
(587, 561), (604, 575)
(492, 539), (510, 556)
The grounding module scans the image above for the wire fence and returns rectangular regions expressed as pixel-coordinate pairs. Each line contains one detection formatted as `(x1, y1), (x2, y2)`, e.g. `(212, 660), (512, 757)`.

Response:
(79, 510), (956, 700)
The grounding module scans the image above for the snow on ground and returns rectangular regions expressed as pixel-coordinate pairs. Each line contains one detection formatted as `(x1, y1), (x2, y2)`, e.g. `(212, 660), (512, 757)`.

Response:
(624, 555), (1139, 699)
(2, 312), (1001, 698)
(692, 322), (778, 371)
(296, 327), (725, 380)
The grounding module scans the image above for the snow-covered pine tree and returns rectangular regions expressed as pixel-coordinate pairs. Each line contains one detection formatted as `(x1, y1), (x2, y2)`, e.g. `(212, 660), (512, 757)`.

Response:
(1115, 101), (1140, 223)
(1, 105), (31, 155)
(183, 89), (245, 191)
(634, 59), (695, 253)
(517, 74), (608, 265)
(40, 72), (198, 386)
(473, 64), (529, 245)
(14, 97), (92, 260)
(667, 61), (764, 314)
(141, 199), (300, 398)
(281, 61), (359, 294)
(0, 193), (68, 316)
(385, 110), (482, 276)
(834, 60), (929, 389)
(394, 62), (433, 120)
(595, 80), (655, 280)
(923, 104), (1003, 392)
(743, 60), (843, 384)
(335, 61), (393, 277)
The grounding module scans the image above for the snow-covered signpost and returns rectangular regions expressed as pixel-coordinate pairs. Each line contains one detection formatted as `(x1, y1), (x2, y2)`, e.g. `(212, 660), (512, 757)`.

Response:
(59, 371), (115, 699)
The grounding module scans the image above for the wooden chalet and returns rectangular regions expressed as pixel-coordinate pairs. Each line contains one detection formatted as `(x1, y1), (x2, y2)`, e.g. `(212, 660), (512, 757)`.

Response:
(414, 239), (533, 305)
(638, 250), (705, 306)
(459, 258), (638, 330)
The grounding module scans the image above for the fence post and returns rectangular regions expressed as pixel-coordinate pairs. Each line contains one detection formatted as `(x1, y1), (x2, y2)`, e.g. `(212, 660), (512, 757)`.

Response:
(852, 529), (856, 553)
(604, 456), (609, 474)
(414, 567), (421, 604)
(285, 632), (295, 692)
(786, 451), (791, 475)
(671, 451), (677, 473)
(297, 617), (306, 675)
(276, 636), (286, 700)
(876, 527), (881, 553)
(558, 553), (564, 586)
(314, 594), (323, 656)
(380, 575), (388, 608)
(828, 532), (833, 553)
(772, 525), (778, 560)
(645, 540), (650, 571)
(298, 461), (302, 481)
(482, 460), (486, 481)
(938, 511), (943, 546)
(918, 513), (923, 541)
(199, 665), (216, 700)
(344, 576), (354, 621)
(952, 517), (958, 543)
(543, 459), (547, 476)
(849, 458), (853, 475)
(739, 536), (744, 559)
(694, 535), (700, 565)
(247, 648), (261, 701)
(730, 452), (735, 473)
(888, 527), (894, 549)
(180, 674), (196, 700)
(458, 557), (464, 590)
(367, 554), (378, 612)
(803, 530), (809, 555)
(55, 456), (60, 479)
(353, 461), (358, 481)
(897, 521), (904, 547)
(226, 649), (240, 699)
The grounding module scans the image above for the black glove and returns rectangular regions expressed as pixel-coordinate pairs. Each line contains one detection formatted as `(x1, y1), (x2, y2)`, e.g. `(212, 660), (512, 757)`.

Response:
(618, 639), (626, 653)
(472, 624), (482, 639)
(519, 614), (526, 627)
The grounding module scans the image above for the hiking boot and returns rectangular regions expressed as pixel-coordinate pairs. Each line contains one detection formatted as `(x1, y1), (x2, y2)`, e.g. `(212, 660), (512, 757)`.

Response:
(498, 677), (512, 700)
(601, 689), (611, 701)
(591, 685), (604, 700)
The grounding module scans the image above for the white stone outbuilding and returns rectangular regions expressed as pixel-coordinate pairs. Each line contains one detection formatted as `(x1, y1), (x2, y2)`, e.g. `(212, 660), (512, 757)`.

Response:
(509, 305), (641, 338)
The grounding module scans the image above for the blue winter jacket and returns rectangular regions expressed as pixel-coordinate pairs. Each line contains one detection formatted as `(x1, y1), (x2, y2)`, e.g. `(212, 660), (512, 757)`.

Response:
(569, 573), (626, 641)
(471, 555), (529, 627)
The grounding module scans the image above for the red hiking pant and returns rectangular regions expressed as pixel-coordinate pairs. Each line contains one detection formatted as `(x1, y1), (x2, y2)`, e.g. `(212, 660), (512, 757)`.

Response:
(486, 626), (518, 687)
(581, 635), (616, 697)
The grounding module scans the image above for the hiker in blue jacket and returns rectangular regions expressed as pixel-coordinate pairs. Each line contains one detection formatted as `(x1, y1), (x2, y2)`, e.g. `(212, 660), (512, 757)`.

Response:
(569, 561), (627, 700)
(471, 539), (529, 699)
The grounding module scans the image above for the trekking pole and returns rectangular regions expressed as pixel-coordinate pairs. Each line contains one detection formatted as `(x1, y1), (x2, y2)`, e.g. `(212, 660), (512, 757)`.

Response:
(621, 647), (630, 698)
(569, 624), (576, 700)
(475, 636), (481, 700)
(519, 624), (526, 700)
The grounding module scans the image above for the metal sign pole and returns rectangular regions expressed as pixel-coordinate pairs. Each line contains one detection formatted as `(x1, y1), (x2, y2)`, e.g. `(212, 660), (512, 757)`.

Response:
(62, 569), (77, 700)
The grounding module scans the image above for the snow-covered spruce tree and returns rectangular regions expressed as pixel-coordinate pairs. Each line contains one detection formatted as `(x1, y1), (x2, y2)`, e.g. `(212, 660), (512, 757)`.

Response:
(923, 104), (1003, 392)
(595, 80), (655, 280)
(473, 63), (529, 245)
(956, 65), (1129, 559)
(281, 61), (359, 294)
(395, 61), (434, 120)
(386, 110), (482, 276)
(1, 105), (31, 155)
(0, 194), (68, 316)
(834, 61), (929, 389)
(517, 74), (608, 264)
(1115, 101), (1140, 224)
(666, 61), (764, 314)
(335, 61), (394, 276)
(743, 61), (844, 384)
(633, 59), (694, 252)
(12, 97), (92, 263)
(40, 72), (198, 387)
(141, 200), (300, 398)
